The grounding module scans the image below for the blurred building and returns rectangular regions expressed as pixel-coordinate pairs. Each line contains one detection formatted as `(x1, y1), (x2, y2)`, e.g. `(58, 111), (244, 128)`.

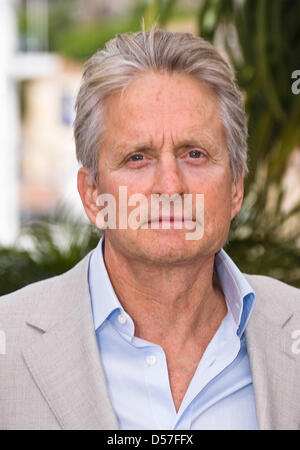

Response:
(0, 0), (63, 245)
(0, 0), (85, 246)
(20, 59), (83, 222)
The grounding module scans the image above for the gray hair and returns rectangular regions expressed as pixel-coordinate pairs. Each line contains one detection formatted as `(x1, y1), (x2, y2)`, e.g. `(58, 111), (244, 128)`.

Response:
(74, 26), (248, 185)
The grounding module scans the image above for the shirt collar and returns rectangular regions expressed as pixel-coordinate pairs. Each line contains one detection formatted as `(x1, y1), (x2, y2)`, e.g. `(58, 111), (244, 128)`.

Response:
(88, 237), (255, 337)
(214, 248), (255, 337)
(88, 237), (124, 331)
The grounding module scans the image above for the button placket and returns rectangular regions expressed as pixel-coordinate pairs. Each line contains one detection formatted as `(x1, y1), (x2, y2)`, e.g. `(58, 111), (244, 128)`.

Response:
(143, 348), (176, 429)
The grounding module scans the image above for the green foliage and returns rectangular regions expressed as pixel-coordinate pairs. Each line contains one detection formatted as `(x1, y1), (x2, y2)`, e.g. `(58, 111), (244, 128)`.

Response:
(226, 185), (300, 287)
(18, 0), (195, 61)
(142, 0), (177, 29)
(50, 11), (145, 61)
(51, 18), (139, 61)
(0, 208), (101, 296)
(47, 0), (193, 61)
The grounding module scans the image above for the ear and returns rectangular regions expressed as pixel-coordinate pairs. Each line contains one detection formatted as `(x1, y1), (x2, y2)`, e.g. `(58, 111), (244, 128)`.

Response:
(230, 176), (244, 220)
(77, 167), (100, 226)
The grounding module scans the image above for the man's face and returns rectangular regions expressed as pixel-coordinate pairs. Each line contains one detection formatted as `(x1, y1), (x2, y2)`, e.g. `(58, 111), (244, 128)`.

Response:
(96, 71), (243, 264)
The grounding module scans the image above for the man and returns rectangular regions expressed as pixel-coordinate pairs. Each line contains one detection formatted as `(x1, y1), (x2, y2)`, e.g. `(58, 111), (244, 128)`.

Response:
(1, 27), (300, 430)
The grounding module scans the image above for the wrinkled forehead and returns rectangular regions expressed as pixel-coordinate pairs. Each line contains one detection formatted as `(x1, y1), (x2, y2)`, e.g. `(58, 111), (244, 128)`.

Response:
(101, 71), (227, 153)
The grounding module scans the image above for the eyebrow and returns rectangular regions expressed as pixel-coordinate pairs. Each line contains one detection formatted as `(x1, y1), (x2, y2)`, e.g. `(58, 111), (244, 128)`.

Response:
(113, 136), (218, 156)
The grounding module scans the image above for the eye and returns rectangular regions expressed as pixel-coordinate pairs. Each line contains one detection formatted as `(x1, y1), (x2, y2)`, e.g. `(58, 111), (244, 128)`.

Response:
(129, 154), (144, 162)
(188, 150), (203, 158)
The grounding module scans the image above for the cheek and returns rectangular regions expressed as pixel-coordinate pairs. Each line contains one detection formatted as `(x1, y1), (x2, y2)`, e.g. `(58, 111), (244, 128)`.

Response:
(99, 169), (154, 197)
(97, 172), (153, 225)
(201, 178), (233, 222)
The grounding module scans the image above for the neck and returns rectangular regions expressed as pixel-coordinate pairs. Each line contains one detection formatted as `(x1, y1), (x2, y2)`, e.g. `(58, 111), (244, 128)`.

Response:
(102, 237), (227, 347)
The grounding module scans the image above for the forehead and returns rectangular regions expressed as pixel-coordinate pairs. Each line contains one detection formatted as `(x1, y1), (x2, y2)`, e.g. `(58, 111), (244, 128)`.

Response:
(102, 71), (225, 149)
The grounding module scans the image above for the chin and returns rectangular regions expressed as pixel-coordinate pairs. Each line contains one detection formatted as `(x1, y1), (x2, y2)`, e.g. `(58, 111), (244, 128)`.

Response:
(107, 227), (223, 265)
(130, 230), (206, 264)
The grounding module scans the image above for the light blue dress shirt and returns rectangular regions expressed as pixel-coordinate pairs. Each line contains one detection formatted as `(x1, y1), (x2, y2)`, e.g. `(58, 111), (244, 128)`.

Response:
(88, 237), (258, 430)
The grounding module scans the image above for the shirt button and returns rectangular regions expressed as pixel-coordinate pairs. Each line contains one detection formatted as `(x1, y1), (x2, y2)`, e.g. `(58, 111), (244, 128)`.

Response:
(146, 355), (156, 366)
(118, 314), (126, 324)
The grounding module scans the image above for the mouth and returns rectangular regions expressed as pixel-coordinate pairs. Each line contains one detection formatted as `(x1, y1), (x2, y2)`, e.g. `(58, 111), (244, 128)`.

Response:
(147, 216), (196, 228)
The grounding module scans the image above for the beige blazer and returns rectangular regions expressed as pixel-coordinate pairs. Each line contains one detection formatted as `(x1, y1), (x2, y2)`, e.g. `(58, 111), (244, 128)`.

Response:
(0, 250), (300, 430)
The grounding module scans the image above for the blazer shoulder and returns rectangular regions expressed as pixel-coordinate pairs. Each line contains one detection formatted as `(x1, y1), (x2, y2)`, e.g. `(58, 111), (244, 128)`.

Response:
(245, 273), (300, 293)
(244, 273), (300, 311)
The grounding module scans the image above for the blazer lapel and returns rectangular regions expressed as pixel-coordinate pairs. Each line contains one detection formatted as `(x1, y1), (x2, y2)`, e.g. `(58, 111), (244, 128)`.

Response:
(246, 302), (300, 430)
(22, 253), (119, 430)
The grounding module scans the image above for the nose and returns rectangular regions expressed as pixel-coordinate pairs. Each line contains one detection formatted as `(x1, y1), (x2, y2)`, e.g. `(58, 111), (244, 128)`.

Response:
(151, 153), (187, 196)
